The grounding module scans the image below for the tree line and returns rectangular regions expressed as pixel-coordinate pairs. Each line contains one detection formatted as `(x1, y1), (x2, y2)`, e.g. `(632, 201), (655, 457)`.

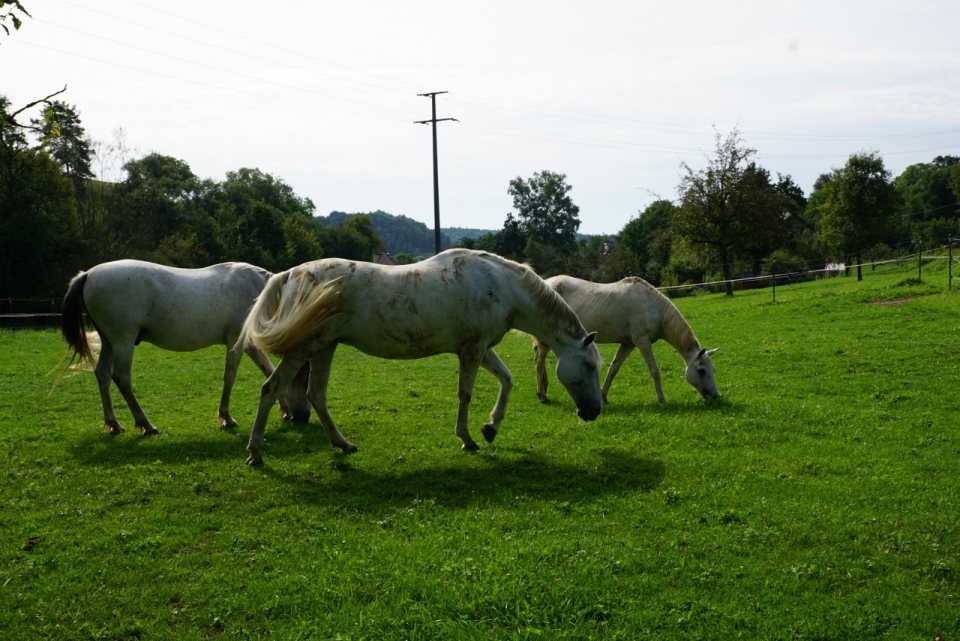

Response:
(1, 96), (383, 297)
(459, 129), (960, 295)
(2, 91), (958, 300)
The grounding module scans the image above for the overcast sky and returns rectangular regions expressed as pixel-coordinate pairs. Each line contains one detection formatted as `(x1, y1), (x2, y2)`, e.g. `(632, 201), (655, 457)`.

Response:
(4, 0), (960, 234)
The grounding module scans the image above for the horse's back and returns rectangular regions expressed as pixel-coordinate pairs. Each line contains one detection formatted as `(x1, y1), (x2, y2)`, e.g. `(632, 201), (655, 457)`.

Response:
(546, 275), (664, 344)
(84, 260), (268, 350)
(293, 251), (520, 358)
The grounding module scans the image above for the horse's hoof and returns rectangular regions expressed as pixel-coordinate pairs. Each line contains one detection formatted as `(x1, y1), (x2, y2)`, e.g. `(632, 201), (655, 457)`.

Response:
(139, 425), (160, 436)
(538, 396), (551, 405)
(481, 424), (498, 443)
(219, 416), (239, 429)
(461, 441), (480, 451)
(339, 442), (359, 454)
(246, 452), (263, 466)
(105, 423), (125, 435)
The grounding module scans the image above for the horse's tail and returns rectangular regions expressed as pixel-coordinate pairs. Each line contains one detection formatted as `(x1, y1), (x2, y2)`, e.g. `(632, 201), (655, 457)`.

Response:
(239, 268), (345, 356)
(60, 271), (94, 367)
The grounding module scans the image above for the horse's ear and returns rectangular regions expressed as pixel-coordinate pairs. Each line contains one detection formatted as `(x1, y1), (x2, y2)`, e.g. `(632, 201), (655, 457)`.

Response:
(697, 348), (706, 359)
(583, 332), (597, 346)
(706, 348), (719, 358)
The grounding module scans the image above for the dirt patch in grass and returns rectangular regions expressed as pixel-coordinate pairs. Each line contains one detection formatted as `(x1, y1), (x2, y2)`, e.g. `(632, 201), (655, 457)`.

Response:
(867, 294), (937, 306)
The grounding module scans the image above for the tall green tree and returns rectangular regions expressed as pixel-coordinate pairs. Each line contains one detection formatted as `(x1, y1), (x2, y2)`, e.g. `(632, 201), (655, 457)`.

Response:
(819, 151), (902, 281)
(895, 156), (959, 223)
(615, 200), (675, 285)
(0, 95), (80, 296)
(507, 170), (580, 252)
(672, 129), (785, 295)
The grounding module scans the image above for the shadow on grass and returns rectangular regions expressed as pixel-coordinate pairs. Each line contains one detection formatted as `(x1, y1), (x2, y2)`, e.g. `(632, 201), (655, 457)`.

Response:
(262, 447), (666, 509)
(65, 425), (665, 510)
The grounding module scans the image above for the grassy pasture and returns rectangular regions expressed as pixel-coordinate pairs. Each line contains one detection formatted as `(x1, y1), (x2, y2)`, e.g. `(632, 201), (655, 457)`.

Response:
(1, 258), (958, 640)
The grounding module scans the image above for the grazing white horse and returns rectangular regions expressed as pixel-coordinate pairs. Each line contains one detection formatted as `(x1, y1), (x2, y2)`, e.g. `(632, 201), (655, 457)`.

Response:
(60, 260), (311, 435)
(534, 275), (719, 405)
(239, 249), (603, 465)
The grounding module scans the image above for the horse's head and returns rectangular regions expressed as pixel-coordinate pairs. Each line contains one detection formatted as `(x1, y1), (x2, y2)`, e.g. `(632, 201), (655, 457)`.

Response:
(685, 347), (720, 400)
(280, 362), (312, 422)
(555, 332), (603, 421)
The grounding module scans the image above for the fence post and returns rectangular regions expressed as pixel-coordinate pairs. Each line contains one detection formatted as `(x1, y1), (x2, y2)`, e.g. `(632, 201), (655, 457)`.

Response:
(772, 258), (777, 303)
(918, 238), (923, 282)
(950, 238), (955, 292)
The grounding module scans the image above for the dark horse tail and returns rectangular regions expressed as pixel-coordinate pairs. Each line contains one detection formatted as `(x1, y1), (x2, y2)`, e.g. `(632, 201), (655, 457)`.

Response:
(60, 271), (93, 366)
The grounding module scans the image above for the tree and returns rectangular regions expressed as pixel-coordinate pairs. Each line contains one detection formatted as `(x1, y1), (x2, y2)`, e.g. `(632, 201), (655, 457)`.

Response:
(507, 170), (580, 251)
(895, 156), (959, 222)
(672, 128), (786, 295)
(0, 94), (80, 296)
(818, 151), (902, 281)
(1, 1), (29, 40)
(316, 214), (381, 262)
(616, 200), (675, 284)
(474, 212), (526, 262)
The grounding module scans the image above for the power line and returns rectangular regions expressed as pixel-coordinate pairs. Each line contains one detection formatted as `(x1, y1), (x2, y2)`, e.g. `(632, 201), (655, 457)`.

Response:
(51, 0), (416, 97)
(8, 39), (413, 124)
(33, 18), (422, 117)
(119, 0), (428, 92)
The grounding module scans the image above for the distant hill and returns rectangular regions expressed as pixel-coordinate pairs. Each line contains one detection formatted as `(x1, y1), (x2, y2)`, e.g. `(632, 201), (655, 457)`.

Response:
(441, 227), (496, 243)
(316, 211), (452, 256)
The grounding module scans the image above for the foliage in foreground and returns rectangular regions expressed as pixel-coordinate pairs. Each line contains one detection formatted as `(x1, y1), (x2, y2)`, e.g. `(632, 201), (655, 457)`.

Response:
(1, 261), (959, 639)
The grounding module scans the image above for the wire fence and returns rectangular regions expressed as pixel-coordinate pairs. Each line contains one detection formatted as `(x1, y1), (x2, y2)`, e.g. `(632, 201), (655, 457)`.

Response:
(659, 243), (959, 296)
(2, 242), (958, 326)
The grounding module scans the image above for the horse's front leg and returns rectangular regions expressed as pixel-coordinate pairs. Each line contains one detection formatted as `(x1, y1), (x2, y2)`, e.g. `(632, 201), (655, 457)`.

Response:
(601, 343), (636, 404)
(533, 339), (552, 404)
(244, 346), (290, 420)
(635, 336), (667, 404)
(308, 343), (356, 453)
(246, 357), (305, 466)
(455, 350), (484, 450)
(480, 348), (513, 444)
(218, 340), (244, 428)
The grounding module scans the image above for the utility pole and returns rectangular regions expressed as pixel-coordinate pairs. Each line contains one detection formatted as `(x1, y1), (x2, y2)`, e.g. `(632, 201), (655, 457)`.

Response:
(415, 92), (458, 255)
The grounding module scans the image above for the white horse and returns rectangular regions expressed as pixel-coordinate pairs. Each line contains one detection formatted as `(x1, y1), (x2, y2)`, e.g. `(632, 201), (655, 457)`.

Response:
(238, 249), (603, 465)
(60, 260), (311, 435)
(534, 275), (719, 405)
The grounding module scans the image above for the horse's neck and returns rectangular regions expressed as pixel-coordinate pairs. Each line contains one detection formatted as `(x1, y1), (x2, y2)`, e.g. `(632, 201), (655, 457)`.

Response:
(657, 297), (700, 364)
(510, 275), (583, 354)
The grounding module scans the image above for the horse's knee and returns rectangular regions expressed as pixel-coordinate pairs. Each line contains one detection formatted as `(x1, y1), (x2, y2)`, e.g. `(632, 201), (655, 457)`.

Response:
(458, 390), (472, 404)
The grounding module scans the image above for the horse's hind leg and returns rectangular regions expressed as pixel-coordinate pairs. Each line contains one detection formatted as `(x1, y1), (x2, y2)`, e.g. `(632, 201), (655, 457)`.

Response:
(218, 341), (244, 428)
(245, 347), (309, 422)
(110, 340), (159, 435)
(307, 343), (356, 454)
(480, 348), (513, 444)
(455, 349), (483, 451)
(601, 343), (636, 404)
(94, 335), (124, 434)
(533, 339), (552, 404)
(246, 357), (305, 466)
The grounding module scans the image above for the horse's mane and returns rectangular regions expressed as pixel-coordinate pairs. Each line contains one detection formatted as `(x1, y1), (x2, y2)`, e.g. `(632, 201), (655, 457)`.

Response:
(447, 249), (586, 340)
(622, 277), (700, 356)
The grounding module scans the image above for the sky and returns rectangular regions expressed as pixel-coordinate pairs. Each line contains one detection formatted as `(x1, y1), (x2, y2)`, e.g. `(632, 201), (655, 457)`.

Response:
(4, 0), (960, 235)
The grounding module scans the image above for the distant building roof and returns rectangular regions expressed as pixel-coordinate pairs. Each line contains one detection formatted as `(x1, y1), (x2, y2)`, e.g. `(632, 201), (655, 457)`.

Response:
(375, 252), (398, 265)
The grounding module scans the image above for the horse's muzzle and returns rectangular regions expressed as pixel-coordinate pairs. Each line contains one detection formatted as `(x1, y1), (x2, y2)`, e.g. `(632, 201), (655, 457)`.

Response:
(577, 404), (602, 421)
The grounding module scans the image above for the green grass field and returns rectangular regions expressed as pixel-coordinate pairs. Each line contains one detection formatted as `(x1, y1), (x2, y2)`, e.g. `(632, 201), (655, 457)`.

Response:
(1, 258), (958, 640)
